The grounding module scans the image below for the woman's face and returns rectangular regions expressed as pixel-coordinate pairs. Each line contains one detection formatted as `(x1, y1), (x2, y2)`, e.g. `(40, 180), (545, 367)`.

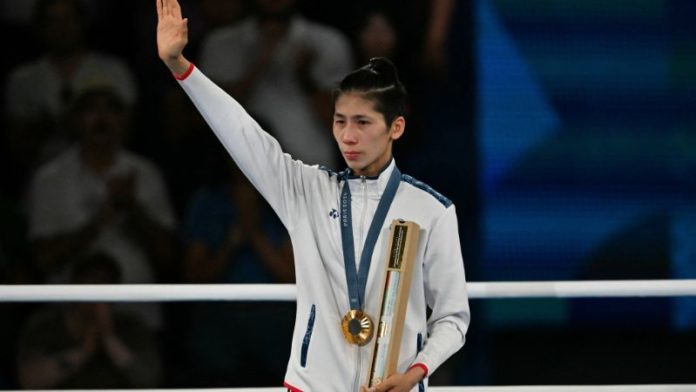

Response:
(333, 92), (404, 176)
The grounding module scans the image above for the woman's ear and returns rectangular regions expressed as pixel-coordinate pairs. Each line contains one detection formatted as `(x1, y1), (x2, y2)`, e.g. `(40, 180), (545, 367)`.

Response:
(390, 116), (406, 141)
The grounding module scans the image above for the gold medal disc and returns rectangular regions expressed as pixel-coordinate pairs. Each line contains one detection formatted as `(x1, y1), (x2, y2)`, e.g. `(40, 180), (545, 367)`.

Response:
(341, 309), (374, 346)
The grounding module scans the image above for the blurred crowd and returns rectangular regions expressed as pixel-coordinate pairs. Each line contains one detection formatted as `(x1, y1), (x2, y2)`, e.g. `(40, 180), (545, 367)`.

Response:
(0, 0), (470, 388)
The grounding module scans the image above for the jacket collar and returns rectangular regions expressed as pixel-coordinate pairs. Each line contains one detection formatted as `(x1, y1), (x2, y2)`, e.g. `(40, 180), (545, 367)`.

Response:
(341, 159), (397, 199)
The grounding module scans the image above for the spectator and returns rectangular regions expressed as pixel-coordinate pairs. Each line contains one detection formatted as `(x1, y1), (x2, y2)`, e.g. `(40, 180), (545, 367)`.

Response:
(188, 0), (249, 59)
(352, 8), (398, 65)
(26, 86), (177, 328)
(0, 187), (39, 389)
(0, 246), (19, 389)
(16, 252), (163, 389)
(181, 141), (294, 384)
(196, 0), (247, 29)
(150, 85), (218, 217)
(198, 0), (353, 168)
(3, 0), (138, 195)
(183, 141), (293, 284)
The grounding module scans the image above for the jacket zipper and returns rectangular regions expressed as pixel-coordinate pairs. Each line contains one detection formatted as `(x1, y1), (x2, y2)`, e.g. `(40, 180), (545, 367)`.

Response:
(353, 175), (367, 391)
(353, 346), (362, 391)
(417, 333), (425, 392)
(300, 305), (316, 367)
(357, 176), (368, 259)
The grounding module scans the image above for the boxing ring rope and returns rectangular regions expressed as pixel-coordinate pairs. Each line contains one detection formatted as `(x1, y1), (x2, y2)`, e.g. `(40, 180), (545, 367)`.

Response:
(3, 280), (696, 392)
(7, 386), (696, 392)
(1, 279), (696, 302)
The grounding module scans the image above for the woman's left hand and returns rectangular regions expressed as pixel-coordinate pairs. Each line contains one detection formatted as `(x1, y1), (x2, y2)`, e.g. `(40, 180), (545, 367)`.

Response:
(360, 366), (425, 392)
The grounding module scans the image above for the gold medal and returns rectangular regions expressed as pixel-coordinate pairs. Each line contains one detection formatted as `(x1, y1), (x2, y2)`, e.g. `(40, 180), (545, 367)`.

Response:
(341, 309), (374, 346)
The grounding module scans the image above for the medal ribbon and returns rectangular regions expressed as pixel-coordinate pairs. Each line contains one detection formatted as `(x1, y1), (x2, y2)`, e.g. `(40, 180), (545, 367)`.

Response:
(340, 164), (401, 311)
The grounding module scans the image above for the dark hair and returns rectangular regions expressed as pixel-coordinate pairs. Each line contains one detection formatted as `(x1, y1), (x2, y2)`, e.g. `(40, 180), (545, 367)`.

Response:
(334, 57), (408, 126)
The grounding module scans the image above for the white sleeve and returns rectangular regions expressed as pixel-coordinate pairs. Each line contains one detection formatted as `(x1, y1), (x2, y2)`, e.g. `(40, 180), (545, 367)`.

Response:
(414, 205), (470, 375)
(177, 66), (308, 228)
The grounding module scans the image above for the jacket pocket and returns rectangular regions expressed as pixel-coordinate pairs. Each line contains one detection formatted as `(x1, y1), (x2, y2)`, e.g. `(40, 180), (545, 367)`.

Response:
(300, 304), (316, 368)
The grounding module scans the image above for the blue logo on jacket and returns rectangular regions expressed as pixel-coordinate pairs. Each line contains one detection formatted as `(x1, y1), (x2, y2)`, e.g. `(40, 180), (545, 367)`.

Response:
(329, 208), (339, 219)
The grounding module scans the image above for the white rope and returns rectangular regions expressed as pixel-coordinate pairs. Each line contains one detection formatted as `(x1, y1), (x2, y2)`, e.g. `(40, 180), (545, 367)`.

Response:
(4, 283), (694, 392)
(6, 386), (696, 392)
(469, 279), (696, 298)
(1, 280), (695, 302)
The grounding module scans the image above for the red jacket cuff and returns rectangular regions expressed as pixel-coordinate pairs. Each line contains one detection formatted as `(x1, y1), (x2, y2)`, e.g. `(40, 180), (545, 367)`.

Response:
(173, 62), (195, 81)
(409, 362), (429, 378)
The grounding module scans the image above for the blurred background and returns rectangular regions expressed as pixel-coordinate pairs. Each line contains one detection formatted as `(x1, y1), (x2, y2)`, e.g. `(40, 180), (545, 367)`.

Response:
(0, 0), (695, 389)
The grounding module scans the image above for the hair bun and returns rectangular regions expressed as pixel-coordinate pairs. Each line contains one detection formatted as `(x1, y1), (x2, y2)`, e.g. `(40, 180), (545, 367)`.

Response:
(368, 57), (399, 84)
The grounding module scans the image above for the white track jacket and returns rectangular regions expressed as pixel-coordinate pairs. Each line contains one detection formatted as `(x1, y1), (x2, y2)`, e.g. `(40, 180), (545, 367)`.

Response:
(178, 67), (470, 392)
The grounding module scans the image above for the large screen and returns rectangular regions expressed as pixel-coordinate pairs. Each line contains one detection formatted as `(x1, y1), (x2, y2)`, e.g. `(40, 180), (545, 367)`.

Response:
(477, 0), (696, 329)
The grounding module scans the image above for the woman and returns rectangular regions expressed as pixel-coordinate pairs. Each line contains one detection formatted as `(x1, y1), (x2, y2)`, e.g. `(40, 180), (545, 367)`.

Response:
(156, 0), (469, 390)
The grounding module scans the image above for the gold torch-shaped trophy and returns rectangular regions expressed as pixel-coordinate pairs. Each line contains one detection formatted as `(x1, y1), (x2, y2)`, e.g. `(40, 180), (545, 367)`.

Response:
(367, 219), (420, 387)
